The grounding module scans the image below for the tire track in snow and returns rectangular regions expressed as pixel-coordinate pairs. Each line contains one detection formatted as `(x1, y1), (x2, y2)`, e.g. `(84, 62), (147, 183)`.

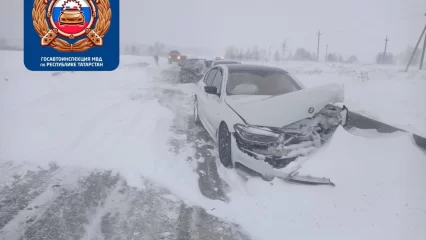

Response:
(154, 68), (229, 201)
(0, 64), (250, 240)
(0, 166), (89, 240)
(176, 203), (250, 240)
(148, 68), (250, 240)
(21, 171), (120, 240)
(0, 163), (60, 230)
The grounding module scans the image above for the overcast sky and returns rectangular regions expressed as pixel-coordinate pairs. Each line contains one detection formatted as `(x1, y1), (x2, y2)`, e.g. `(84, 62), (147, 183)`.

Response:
(1, 0), (425, 62)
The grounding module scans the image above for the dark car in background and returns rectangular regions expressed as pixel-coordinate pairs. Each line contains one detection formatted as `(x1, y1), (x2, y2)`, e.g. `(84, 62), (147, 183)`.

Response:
(206, 60), (213, 68)
(168, 50), (182, 64)
(179, 58), (207, 83)
(201, 59), (240, 75)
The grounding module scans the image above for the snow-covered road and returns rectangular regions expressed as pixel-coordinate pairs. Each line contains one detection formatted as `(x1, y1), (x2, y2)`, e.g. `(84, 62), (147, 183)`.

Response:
(0, 53), (249, 240)
(1, 51), (426, 240)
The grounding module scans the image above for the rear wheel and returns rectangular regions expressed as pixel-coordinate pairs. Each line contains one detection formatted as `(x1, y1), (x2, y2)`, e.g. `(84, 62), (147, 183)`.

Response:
(218, 123), (233, 168)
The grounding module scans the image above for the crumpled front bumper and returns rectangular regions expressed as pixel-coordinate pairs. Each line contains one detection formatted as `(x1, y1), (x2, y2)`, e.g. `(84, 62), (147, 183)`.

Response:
(231, 104), (349, 178)
(231, 134), (297, 179)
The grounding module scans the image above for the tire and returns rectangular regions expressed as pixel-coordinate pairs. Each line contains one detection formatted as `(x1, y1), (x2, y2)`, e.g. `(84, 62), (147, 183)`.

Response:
(218, 123), (233, 168)
(194, 98), (200, 125)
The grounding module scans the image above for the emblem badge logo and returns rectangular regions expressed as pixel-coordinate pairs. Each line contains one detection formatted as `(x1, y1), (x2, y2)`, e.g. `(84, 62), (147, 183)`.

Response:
(24, 0), (119, 71)
(35, 0), (109, 51)
(308, 107), (314, 113)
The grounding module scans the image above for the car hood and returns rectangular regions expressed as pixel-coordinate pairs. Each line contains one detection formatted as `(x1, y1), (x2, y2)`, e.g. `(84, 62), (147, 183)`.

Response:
(225, 83), (344, 128)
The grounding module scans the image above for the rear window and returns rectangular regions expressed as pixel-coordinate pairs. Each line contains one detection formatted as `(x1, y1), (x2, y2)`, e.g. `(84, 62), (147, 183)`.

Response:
(226, 69), (302, 96)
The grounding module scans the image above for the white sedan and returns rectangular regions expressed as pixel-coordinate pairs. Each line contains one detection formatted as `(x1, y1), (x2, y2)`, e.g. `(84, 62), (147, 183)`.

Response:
(193, 64), (348, 181)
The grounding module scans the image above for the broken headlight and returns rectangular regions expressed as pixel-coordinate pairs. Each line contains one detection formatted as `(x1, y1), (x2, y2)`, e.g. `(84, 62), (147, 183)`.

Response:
(234, 124), (281, 146)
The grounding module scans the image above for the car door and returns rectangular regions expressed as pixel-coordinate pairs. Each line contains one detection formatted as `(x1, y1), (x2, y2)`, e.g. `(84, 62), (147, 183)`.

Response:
(197, 68), (218, 127)
(204, 67), (224, 134)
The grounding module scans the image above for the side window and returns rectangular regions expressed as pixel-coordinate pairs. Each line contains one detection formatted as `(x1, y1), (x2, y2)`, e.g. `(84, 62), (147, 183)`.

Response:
(211, 70), (223, 94)
(205, 69), (218, 85)
(203, 70), (212, 83)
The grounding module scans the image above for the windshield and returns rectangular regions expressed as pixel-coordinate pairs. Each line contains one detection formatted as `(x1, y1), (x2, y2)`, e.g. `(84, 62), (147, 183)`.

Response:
(226, 69), (302, 96)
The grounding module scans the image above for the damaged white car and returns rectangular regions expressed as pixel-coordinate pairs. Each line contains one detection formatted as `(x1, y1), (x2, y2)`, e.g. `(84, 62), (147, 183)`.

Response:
(193, 64), (348, 184)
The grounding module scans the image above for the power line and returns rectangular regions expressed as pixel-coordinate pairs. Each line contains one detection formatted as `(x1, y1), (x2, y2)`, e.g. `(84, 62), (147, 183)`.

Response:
(381, 37), (389, 64)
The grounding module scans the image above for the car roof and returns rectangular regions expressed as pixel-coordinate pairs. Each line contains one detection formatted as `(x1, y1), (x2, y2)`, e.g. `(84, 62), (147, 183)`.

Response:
(214, 60), (239, 63)
(224, 64), (288, 73)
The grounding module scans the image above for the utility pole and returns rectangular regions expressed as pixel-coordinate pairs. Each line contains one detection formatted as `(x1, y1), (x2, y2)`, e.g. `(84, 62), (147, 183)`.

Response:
(382, 37), (389, 64)
(325, 44), (329, 61)
(282, 41), (287, 60)
(405, 13), (426, 71)
(420, 25), (426, 70)
(317, 31), (322, 61)
(420, 35), (426, 70)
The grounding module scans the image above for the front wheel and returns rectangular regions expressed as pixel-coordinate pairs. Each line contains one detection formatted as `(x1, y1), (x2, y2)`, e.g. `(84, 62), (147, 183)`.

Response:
(218, 123), (233, 168)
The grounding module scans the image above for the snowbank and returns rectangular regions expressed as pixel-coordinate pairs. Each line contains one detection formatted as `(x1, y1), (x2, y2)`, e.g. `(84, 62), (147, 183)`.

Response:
(213, 126), (426, 240)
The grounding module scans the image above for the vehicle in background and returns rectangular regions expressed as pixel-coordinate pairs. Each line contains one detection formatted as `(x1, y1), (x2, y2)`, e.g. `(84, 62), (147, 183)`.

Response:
(206, 60), (213, 68)
(201, 59), (240, 75)
(193, 64), (348, 182)
(179, 58), (207, 83)
(168, 50), (182, 64)
(178, 55), (188, 67)
(215, 56), (224, 60)
(211, 59), (241, 67)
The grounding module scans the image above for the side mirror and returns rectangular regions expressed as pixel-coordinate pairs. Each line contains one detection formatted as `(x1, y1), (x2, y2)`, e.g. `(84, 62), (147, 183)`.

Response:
(204, 86), (218, 94)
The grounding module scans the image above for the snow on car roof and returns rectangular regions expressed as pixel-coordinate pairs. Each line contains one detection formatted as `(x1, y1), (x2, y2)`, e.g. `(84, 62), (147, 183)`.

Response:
(214, 60), (240, 64)
(226, 64), (288, 73)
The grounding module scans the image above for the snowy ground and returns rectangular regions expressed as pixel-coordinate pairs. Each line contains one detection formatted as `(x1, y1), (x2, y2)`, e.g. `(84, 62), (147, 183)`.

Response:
(1, 50), (426, 240)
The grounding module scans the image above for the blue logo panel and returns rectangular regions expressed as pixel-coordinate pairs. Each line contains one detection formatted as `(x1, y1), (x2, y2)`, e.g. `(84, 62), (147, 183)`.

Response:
(24, 0), (120, 71)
